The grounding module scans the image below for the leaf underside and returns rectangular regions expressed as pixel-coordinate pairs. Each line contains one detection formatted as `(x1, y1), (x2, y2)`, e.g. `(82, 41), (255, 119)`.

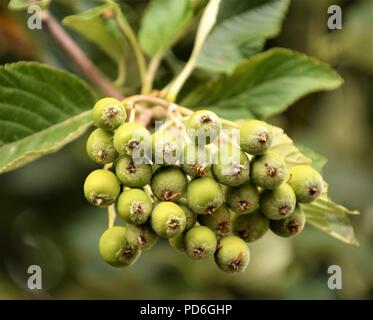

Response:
(0, 62), (96, 174)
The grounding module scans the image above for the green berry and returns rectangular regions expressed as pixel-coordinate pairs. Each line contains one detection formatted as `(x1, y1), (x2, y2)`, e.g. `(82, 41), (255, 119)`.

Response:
(232, 210), (269, 242)
(86, 128), (118, 164)
(125, 223), (158, 250)
(270, 205), (306, 237)
(288, 165), (323, 203)
(184, 226), (217, 260)
(226, 181), (260, 215)
(115, 155), (152, 188)
(187, 177), (224, 214)
(214, 235), (250, 273)
(169, 233), (186, 253)
(151, 131), (181, 165)
(151, 166), (188, 201)
(84, 169), (120, 207)
(240, 120), (273, 155)
(260, 183), (296, 220)
(212, 147), (250, 187)
(117, 188), (153, 225)
(98, 226), (140, 267)
(250, 152), (288, 189)
(186, 110), (221, 145)
(181, 144), (211, 177)
(198, 204), (231, 237)
(151, 202), (186, 238)
(178, 203), (197, 231)
(92, 97), (126, 131)
(113, 122), (151, 157)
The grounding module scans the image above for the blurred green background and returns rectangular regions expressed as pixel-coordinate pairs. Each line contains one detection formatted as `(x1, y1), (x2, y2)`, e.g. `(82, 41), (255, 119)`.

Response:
(0, 0), (372, 299)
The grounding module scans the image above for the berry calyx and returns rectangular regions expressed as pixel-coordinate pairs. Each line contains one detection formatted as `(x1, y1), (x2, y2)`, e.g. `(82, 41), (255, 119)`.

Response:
(115, 155), (152, 188)
(117, 188), (152, 225)
(232, 210), (269, 242)
(98, 226), (140, 267)
(184, 226), (217, 260)
(151, 202), (186, 238)
(260, 183), (296, 220)
(288, 165), (323, 203)
(270, 205), (306, 237)
(250, 151), (288, 189)
(226, 181), (260, 215)
(187, 177), (224, 214)
(240, 120), (273, 155)
(151, 166), (188, 201)
(186, 110), (221, 145)
(86, 128), (118, 164)
(92, 97), (126, 131)
(214, 236), (250, 273)
(83, 169), (120, 207)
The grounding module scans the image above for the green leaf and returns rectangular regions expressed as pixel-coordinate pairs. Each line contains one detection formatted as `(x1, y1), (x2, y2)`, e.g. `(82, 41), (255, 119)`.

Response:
(271, 126), (312, 168)
(303, 185), (360, 246)
(0, 62), (96, 174)
(63, 4), (127, 67)
(295, 144), (328, 173)
(197, 0), (290, 72)
(182, 48), (343, 120)
(8, 0), (50, 10)
(139, 0), (193, 57)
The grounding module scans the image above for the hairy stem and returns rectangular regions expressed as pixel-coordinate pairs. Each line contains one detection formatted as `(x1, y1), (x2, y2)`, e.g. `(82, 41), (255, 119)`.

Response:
(41, 11), (123, 99)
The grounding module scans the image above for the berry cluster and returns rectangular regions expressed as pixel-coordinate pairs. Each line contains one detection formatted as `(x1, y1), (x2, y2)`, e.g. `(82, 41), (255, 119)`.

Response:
(84, 97), (324, 273)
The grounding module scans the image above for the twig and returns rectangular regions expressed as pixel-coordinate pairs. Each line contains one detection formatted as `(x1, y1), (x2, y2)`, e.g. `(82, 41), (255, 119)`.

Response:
(107, 205), (117, 228)
(41, 11), (123, 99)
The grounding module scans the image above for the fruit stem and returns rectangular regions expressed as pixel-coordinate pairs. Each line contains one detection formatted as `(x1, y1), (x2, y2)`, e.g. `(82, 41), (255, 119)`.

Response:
(108, 205), (117, 228)
(41, 11), (124, 99)
(128, 102), (136, 122)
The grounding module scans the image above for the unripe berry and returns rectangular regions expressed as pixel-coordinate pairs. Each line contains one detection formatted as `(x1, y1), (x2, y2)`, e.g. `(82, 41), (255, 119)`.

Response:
(270, 205), (306, 237)
(86, 128), (118, 164)
(125, 223), (158, 250)
(151, 131), (181, 165)
(187, 177), (224, 214)
(198, 204), (231, 237)
(178, 203), (197, 231)
(184, 226), (217, 260)
(98, 226), (140, 267)
(226, 181), (259, 215)
(232, 210), (269, 242)
(84, 169), (120, 207)
(151, 166), (188, 201)
(288, 165), (323, 203)
(240, 120), (273, 155)
(169, 233), (186, 253)
(260, 183), (296, 220)
(92, 97), (126, 131)
(214, 235), (250, 273)
(186, 110), (221, 145)
(117, 188), (152, 225)
(250, 151), (288, 189)
(181, 144), (211, 177)
(115, 155), (152, 188)
(113, 122), (151, 157)
(151, 202), (186, 238)
(212, 148), (250, 187)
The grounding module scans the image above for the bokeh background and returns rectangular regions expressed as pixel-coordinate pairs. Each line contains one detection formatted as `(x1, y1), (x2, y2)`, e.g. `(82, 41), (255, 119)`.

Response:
(0, 0), (372, 299)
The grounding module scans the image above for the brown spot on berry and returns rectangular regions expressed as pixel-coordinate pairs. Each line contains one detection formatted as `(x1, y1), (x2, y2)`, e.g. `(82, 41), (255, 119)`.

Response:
(288, 220), (300, 234)
(279, 205), (291, 216)
(265, 163), (277, 177)
(216, 222), (230, 237)
(126, 161), (137, 174)
(200, 115), (212, 124)
(238, 200), (250, 211)
(193, 247), (204, 257)
(258, 132), (268, 143)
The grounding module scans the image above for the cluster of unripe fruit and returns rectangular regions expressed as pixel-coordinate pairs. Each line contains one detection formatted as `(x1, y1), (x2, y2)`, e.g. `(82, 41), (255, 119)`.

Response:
(83, 97), (324, 273)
